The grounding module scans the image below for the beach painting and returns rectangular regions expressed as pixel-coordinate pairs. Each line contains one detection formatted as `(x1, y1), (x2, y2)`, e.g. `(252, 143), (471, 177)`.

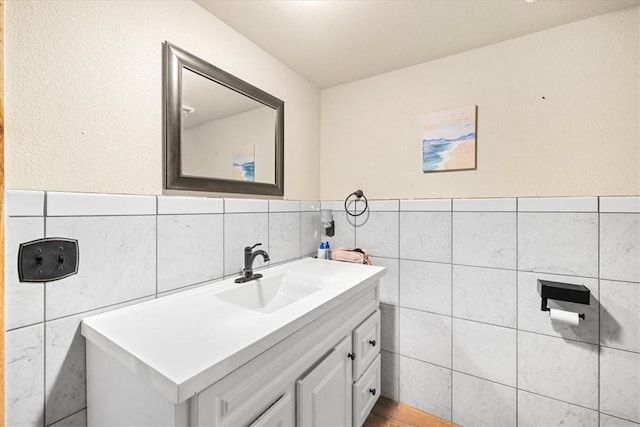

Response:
(232, 144), (255, 182)
(422, 105), (477, 172)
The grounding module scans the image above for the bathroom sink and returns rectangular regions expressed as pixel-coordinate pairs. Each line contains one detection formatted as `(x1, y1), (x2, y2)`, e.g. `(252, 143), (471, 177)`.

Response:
(215, 271), (325, 313)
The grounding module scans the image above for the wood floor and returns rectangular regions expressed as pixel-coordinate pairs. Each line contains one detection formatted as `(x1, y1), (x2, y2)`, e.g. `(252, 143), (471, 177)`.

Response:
(364, 397), (459, 427)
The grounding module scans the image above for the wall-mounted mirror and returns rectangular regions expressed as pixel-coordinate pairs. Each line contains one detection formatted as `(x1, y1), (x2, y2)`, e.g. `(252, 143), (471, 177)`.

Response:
(164, 42), (284, 196)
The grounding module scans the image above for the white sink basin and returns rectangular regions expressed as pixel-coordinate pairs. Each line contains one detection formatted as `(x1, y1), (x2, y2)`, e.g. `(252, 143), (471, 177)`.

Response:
(216, 271), (327, 313)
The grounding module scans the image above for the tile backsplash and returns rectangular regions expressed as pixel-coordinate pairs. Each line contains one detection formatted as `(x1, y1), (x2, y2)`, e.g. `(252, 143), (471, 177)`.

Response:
(6, 191), (640, 427)
(323, 195), (640, 427)
(4, 190), (320, 427)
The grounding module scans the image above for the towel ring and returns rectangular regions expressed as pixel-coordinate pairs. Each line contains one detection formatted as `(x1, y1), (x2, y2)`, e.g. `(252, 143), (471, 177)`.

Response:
(344, 190), (368, 217)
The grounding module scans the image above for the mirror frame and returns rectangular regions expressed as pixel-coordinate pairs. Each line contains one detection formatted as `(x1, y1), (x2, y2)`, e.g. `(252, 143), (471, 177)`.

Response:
(163, 42), (284, 196)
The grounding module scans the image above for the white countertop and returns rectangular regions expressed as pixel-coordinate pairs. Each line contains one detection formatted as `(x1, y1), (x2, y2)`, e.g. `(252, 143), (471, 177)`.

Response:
(81, 258), (385, 404)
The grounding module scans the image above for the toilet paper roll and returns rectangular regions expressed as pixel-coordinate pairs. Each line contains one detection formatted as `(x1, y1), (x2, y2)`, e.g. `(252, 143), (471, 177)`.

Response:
(549, 308), (580, 326)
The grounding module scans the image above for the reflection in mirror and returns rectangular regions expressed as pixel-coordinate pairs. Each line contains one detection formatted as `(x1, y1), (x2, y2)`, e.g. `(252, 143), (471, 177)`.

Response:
(164, 42), (284, 196)
(181, 68), (276, 184)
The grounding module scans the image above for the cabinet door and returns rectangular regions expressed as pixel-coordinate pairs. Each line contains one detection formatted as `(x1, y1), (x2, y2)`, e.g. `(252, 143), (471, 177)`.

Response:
(249, 393), (294, 427)
(297, 336), (353, 427)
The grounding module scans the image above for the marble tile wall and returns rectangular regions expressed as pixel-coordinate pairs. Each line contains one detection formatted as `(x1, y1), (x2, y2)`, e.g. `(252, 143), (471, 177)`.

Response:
(6, 191), (640, 426)
(4, 190), (321, 427)
(322, 196), (640, 427)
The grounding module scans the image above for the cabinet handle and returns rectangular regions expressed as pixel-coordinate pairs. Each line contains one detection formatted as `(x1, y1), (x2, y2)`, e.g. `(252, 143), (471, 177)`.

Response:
(369, 388), (377, 396)
(347, 352), (356, 360)
(369, 339), (376, 347)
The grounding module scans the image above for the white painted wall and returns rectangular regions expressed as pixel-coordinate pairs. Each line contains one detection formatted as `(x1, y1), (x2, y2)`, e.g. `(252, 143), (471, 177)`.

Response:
(321, 7), (640, 200)
(5, 1), (320, 200)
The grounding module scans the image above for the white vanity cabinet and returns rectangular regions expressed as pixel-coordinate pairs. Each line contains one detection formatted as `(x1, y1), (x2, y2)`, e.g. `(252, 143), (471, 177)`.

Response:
(82, 258), (385, 427)
(193, 298), (381, 427)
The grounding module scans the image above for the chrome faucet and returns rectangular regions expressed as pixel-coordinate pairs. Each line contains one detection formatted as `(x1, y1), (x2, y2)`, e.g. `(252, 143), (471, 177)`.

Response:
(235, 243), (270, 283)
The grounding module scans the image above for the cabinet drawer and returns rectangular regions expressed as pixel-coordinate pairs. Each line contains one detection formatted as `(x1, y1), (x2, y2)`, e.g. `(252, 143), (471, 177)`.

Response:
(352, 353), (381, 427)
(353, 310), (380, 378)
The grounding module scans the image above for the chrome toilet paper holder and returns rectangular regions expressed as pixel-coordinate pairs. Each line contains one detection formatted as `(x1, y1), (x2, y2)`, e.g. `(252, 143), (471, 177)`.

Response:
(537, 279), (590, 320)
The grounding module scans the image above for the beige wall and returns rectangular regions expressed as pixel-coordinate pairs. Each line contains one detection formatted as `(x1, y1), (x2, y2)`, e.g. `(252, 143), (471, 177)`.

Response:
(5, 1), (320, 200)
(7, 3), (639, 201)
(321, 7), (640, 200)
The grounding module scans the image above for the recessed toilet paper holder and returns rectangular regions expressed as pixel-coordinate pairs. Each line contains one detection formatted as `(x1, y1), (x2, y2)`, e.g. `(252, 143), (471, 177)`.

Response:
(537, 279), (590, 320)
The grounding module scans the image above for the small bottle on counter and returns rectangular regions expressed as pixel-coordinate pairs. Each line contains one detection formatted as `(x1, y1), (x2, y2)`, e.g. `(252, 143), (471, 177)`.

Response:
(317, 242), (327, 259)
(325, 241), (332, 260)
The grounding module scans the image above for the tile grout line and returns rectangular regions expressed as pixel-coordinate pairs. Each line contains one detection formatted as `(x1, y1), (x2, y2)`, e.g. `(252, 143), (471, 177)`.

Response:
(598, 412), (640, 426)
(299, 209), (302, 263)
(597, 196), (601, 425)
(515, 197), (519, 426)
(155, 196), (158, 298)
(597, 345), (640, 356)
(396, 204), (401, 402)
(43, 190), (48, 427)
(156, 277), (225, 298)
(223, 200), (227, 277)
(394, 302), (613, 346)
(5, 321), (46, 334)
(401, 353), (604, 416)
(41, 294), (157, 324)
(48, 407), (86, 426)
(44, 213), (157, 218)
(376, 255), (605, 283)
(518, 388), (601, 415)
(394, 304), (514, 330)
(401, 354), (513, 389)
(450, 203), (454, 422)
(593, 276), (640, 286)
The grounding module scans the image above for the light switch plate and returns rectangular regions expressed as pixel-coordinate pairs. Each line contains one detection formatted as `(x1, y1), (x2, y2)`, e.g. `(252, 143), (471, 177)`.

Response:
(18, 238), (79, 282)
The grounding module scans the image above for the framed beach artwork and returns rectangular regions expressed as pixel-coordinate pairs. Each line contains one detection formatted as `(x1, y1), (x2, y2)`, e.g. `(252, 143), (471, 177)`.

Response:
(232, 144), (255, 182)
(422, 105), (477, 172)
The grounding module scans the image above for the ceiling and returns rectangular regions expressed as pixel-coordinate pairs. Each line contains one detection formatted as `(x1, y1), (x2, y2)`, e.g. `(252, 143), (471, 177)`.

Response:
(196, 0), (640, 89)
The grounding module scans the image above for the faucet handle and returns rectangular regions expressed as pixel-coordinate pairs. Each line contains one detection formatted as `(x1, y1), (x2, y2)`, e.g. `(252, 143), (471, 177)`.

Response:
(249, 243), (263, 250)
